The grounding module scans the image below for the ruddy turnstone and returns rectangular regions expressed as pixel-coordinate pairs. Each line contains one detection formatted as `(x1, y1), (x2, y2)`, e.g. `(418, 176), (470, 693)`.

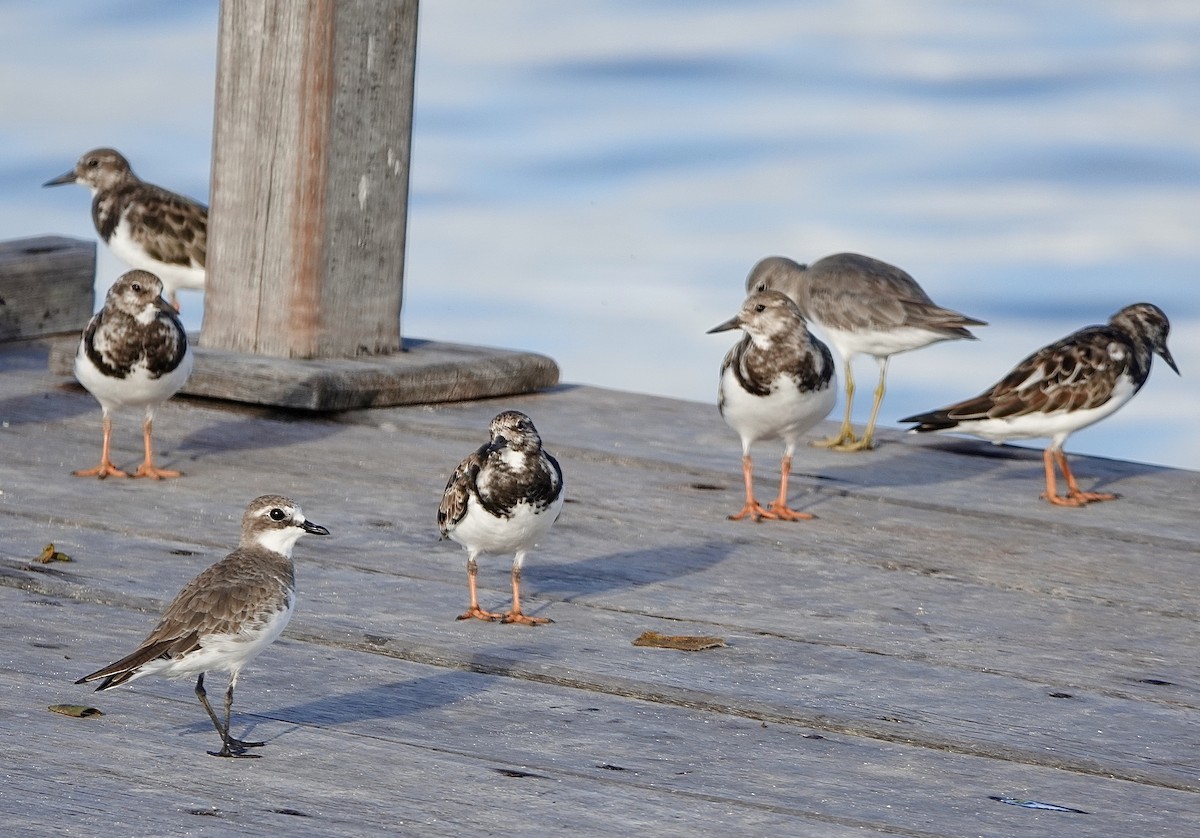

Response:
(707, 290), (837, 521)
(747, 253), (985, 452)
(44, 148), (206, 309)
(438, 411), (564, 625)
(73, 270), (193, 479)
(900, 303), (1178, 507)
(76, 495), (329, 758)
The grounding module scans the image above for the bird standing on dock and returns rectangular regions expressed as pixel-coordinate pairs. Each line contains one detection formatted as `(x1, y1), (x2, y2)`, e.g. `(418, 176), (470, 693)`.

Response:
(708, 290), (837, 521)
(900, 303), (1178, 507)
(75, 495), (329, 758)
(438, 411), (564, 625)
(44, 147), (206, 310)
(73, 270), (193, 479)
(746, 253), (985, 452)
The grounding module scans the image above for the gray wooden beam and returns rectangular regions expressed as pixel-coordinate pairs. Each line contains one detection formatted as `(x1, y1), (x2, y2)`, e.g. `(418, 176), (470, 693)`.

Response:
(204, 0), (417, 359)
(187, 1), (560, 408)
(48, 338), (560, 411)
(0, 236), (94, 342)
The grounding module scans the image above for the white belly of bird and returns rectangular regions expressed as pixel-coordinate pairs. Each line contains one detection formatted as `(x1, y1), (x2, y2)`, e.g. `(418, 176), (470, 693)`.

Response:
(138, 600), (294, 683)
(450, 493), (564, 559)
(108, 222), (206, 293)
(720, 366), (836, 449)
(943, 375), (1137, 445)
(75, 342), (194, 411)
(823, 325), (952, 360)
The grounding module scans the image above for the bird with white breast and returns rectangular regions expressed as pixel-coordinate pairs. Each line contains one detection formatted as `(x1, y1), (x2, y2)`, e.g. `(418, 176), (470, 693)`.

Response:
(45, 147), (206, 310)
(75, 495), (330, 758)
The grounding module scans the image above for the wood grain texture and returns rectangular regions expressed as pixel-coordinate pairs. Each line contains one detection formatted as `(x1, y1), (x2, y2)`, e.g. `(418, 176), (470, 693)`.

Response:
(9, 338), (1200, 836)
(49, 336), (560, 410)
(0, 236), (95, 341)
(205, 0), (417, 358)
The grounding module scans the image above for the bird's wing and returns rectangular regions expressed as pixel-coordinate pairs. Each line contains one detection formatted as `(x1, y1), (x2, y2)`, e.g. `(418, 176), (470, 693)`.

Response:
(438, 449), (484, 535)
(123, 185), (208, 269)
(913, 326), (1129, 426)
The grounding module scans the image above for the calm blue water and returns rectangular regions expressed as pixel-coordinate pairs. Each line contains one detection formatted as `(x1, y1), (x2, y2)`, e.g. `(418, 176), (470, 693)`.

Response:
(3, 0), (1197, 469)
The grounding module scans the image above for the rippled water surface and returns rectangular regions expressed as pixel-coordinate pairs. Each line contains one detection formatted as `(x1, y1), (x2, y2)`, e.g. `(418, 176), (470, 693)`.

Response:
(3, 0), (1197, 468)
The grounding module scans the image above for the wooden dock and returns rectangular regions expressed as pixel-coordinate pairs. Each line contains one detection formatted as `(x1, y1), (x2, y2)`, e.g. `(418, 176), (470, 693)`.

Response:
(2, 336), (1197, 836)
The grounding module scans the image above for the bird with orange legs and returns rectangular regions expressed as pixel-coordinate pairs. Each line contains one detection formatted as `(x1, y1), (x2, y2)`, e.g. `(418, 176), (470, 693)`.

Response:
(73, 270), (193, 479)
(438, 411), (564, 625)
(901, 303), (1178, 507)
(708, 290), (836, 521)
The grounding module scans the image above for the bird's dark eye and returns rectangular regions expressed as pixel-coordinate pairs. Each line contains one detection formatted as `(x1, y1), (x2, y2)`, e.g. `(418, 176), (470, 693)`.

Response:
(754, 304), (766, 313)
(269, 508), (287, 521)
(87, 159), (99, 168)
(131, 282), (142, 292)
(755, 283), (766, 292)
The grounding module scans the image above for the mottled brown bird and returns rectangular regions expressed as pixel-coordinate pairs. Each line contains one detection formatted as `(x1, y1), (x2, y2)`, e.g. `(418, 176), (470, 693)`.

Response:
(902, 303), (1178, 506)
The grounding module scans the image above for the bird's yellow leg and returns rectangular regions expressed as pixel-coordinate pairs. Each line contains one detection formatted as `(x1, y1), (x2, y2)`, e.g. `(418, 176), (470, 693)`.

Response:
(813, 362), (859, 449)
(834, 358), (889, 452)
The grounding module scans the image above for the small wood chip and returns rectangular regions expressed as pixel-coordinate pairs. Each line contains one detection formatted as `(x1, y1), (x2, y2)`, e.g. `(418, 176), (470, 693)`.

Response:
(48, 704), (103, 718)
(35, 543), (72, 564)
(632, 630), (725, 651)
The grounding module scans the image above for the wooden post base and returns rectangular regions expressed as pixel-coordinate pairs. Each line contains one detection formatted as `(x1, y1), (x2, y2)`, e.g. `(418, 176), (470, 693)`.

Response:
(50, 338), (560, 411)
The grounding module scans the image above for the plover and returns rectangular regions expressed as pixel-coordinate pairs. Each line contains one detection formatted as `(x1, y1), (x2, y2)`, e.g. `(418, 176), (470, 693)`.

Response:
(747, 253), (985, 451)
(44, 148), (206, 309)
(708, 290), (837, 521)
(73, 270), (193, 479)
(900, 303), (1178, 507)
(438, 411), (564, 625)
(76, 495), (329, 758)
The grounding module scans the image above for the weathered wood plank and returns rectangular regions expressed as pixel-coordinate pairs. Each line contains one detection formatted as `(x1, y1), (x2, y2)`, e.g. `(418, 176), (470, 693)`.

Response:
(6, 588), (1195, 837)
(0, 236), (94, 342)
(46, 335), (560, 410)
(205, 0), (418, 358)
(4, 339), (1200, 835)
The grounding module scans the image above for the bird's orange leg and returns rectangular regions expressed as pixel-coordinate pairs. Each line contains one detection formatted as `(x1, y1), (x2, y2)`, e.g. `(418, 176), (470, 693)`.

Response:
(1041, 448), (1088, 507)
(457, 557), (503, 621)
(765, 454), (815, 521)
(73, 414), (128, 479)
(501, 563), (552, 625)
(130, 416), (183, 479)
(729, 454), (776, 521)
(1056, 448), (1117, 505)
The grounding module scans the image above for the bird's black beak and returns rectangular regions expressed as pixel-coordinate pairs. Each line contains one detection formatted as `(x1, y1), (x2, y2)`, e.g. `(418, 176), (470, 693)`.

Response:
(1160, 346), (1180, 376)
(43, 170), (77, 188)
(302, 520), (330, 536)
(706, 314), (741, 334)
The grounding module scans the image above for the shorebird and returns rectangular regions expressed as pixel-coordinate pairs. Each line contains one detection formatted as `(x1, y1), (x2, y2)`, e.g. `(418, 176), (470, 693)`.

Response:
(73, 270), (193, 479)
(901, 303), (1178, 507)
(438, 411), (564, 625)
(44, 147), (206, 309)
(75, 495), (330, 757)
(708, 290), (837, 521)
(747, 253), (985, 451)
